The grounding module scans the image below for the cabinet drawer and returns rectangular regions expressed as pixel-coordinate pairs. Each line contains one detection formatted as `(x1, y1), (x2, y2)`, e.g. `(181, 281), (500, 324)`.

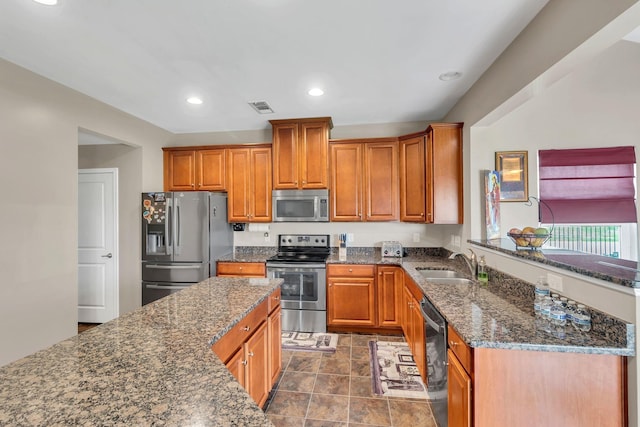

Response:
(327, 264), (375, 277)
(448, 325), (473, 375)
(217, 262), (266, 277)
(267, 287), (281, 314)
(212, 298), (268, 363)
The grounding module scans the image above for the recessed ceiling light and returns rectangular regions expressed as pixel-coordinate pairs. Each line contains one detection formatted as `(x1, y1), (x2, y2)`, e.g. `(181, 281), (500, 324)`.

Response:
(439, 71), (462, 81)
(186, 96), (203, 105)
(308, 88), (324, 97)
(33, 0), (58, 5)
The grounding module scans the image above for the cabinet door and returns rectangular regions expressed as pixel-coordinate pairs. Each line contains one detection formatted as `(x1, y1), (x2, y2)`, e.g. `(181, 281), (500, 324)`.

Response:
(197, 148), (226, 191)
(227, 148), (251, 222)
(245, 321), (269, 407)
(268, 305), (282, 387)
(300, 121), (329, 189)
(399, 135), (426, 222)
(411, 298), (427, 383)
(225, 349), (246, 389)
(428, 123), (463, 224)
(365, 141), (398, 221)
(330, 143), (363, 221)
(164, 150), (195, 191)
(448, 349), (472, 427)
(327, 277), (375, 326)
(376, 266), (403, 327)
(401, 284), (413, 340)
(272, 123), (299, 189)
(250, 147), (272, 222)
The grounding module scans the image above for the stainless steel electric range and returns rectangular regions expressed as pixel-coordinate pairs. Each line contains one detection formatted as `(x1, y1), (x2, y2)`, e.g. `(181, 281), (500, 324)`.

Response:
(266, 234), (330, 333)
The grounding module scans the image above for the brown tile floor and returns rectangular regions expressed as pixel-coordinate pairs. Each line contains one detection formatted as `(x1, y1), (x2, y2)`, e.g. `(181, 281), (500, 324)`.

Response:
(264, 333), (437, 427)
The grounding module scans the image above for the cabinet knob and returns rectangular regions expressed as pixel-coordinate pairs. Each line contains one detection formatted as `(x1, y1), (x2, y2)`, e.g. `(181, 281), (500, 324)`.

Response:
(449, 341), (458, 347)
(239, 267), (243, 270)
(348, 269), (353, 272)
(274, 296), (280, 300)
(242, 326), (250, 332)
(248, 351), (255, 357)
(420, 212), (424, 216)
(191, 183), (194, 187)
(242, 360), (248, 366)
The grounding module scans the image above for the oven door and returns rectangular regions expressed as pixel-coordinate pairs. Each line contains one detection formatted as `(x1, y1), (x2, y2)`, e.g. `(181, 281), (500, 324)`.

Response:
(266, 263), (326, 310)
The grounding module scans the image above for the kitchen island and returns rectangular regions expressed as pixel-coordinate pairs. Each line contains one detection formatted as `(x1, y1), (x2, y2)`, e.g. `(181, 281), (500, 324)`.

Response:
(0, 277), (281, 426)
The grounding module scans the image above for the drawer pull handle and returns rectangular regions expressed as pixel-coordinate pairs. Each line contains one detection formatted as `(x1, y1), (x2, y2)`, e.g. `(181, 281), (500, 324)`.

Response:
(242, 326), (250, 332)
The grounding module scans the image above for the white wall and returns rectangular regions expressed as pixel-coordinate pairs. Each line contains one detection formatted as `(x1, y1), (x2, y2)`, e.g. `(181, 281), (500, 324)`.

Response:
(0, 58), (171, 366)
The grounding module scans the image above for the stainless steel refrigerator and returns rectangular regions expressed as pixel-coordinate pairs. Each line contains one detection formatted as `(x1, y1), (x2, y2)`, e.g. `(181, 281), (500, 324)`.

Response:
(141, 191), (232, 305)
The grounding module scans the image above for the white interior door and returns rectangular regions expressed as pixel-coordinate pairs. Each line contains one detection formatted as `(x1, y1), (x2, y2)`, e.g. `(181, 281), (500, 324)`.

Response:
(78, 169), (118, 323)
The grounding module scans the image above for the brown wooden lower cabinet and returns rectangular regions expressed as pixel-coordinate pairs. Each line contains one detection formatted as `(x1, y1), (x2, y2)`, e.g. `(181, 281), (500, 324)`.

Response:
(326, 264), (403, 333)
(268, 304), (282, 386)
(448, 348), (472, 427)
(445, 322), (628, 427)
(216, 261), (266, 277)
(211, 288), (281, 408)
(327, 264), (376, 327)
(401, 275), (426, 383)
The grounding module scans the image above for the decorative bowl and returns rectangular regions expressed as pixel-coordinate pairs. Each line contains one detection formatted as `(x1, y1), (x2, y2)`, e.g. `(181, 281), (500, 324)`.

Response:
(507, 232), (551, 250)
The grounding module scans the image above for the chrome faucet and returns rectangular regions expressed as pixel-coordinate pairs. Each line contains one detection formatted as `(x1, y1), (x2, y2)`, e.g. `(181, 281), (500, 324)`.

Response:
(448, 249), (478, 277)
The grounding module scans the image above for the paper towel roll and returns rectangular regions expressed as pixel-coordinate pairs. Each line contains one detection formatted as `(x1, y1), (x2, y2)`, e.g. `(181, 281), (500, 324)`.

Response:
(247, 223), (270, 232)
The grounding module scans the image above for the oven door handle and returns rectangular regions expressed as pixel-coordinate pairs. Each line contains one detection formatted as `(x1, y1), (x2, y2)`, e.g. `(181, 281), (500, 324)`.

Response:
(266, 263), (327, 269)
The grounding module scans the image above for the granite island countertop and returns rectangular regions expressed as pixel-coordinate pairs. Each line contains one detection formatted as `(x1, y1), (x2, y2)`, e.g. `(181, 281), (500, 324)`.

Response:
(0, 277), (281, 426)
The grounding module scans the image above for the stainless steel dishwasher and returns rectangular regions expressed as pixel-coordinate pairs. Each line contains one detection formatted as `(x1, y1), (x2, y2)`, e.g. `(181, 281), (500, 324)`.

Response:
(420, 296), (448, 427)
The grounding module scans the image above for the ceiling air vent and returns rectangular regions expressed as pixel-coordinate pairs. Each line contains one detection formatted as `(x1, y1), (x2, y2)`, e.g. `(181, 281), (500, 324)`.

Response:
(248, 100), (274, 114)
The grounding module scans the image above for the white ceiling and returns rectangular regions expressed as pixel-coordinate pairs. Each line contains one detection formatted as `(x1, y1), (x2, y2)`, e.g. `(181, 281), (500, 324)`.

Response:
(0, 0), (549, 134)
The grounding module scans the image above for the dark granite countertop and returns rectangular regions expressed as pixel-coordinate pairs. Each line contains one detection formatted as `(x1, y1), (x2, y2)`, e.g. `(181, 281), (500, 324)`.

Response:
(470, 238), (640, 288)
(0, 277), (281, 426)
(401, 259), (634, 356)
(213, 245), (633, 356)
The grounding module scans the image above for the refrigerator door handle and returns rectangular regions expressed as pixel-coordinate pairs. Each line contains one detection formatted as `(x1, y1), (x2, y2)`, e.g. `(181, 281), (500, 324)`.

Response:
(144, 264), (203, 270)
(166, 198), (173, 255)
(176, 198), (181, 253)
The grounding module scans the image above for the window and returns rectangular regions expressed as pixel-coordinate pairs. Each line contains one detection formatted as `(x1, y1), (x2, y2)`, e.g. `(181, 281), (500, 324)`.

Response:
(538, 146), (637, 260)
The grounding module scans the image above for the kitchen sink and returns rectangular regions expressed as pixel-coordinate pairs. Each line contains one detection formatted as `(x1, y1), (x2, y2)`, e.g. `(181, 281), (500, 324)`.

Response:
(417, 269), (466, 279)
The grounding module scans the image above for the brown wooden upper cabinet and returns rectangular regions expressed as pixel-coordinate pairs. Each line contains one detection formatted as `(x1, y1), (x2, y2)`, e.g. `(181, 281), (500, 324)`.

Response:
(329, 138), (399, 222)
(226, 145), (272, 222)
(270, 117), (333, 190)
(163, 147), (226, 192)
(399, 123), (463, 224)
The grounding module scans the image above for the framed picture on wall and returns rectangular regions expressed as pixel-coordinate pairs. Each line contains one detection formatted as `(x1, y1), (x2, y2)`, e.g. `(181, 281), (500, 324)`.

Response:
(495, 151), (528, 202)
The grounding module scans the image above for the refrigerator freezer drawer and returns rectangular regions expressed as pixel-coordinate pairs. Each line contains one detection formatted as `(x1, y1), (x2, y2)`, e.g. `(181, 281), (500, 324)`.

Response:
(142, 281), (193, 305)
(142, 262), (210, 282)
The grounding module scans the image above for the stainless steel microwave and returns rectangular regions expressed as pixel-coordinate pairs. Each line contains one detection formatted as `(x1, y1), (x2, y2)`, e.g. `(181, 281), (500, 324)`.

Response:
(272, 189), (329, 222)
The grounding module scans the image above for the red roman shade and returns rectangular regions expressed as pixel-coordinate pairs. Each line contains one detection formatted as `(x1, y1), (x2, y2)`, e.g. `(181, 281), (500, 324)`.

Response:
(538, 146), (637, 223)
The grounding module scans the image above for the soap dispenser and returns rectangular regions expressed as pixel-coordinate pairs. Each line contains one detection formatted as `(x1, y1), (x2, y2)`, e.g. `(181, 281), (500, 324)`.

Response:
(477, 255), (488, 283)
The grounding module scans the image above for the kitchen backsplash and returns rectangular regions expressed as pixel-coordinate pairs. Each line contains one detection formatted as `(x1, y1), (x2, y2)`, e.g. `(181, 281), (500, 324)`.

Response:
(232, 222), (462, 248)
